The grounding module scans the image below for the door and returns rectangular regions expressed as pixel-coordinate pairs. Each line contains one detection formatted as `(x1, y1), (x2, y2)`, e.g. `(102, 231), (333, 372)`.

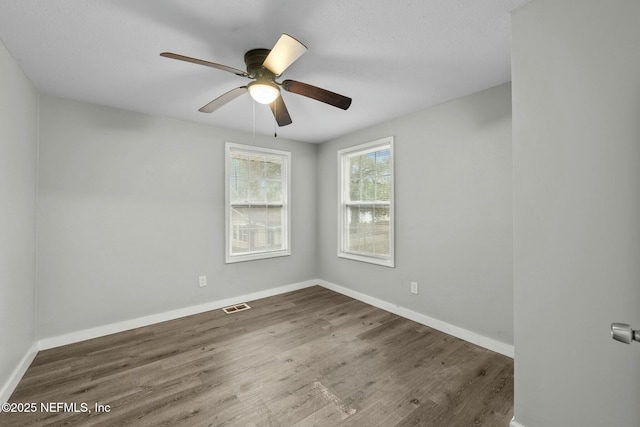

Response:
(512, 0), (640, 426)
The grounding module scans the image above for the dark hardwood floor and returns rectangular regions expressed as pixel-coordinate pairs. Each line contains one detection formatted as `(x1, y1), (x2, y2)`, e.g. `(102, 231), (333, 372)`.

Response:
(1, 286), (513, 426)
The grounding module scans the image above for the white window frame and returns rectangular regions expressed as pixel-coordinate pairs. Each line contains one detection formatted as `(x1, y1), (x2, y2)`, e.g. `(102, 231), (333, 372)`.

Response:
(225, 142), (291, 263)
(337, 136), (395, 267)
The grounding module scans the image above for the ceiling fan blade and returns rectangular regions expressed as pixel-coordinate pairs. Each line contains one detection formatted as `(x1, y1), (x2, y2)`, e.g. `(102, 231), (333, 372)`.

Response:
(282, 80), (352, 110)
(269, 96), (293, 127)
(161, 52), (249, 77)
(262, 34), (307, 76)
(199, 86), (248, 113)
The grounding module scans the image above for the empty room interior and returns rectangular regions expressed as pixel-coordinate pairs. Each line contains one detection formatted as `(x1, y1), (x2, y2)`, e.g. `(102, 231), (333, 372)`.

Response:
(1, 1), (640, 426)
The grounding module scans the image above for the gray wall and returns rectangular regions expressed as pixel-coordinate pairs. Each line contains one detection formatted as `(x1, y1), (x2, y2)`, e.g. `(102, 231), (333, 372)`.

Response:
(0, 42), (38, 389)
(317, 83), (513, 345)
(512, 0), (640, 426)
(37, 96), (317, 339)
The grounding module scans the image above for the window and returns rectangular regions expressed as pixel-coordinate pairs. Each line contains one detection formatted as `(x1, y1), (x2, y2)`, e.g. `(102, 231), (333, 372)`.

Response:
(338, 137), (394, 267)
(225, 142), (291, 263)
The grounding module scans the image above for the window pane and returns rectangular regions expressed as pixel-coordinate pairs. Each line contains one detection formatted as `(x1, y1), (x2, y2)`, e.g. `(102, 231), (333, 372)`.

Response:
(230, 207), (251, 254)
(376, 176), (391, 201)
(247, 207), (266, 253)
(350, 155), (360, 181)
(230, 157), (249, 203)
(231, 206), (283, 254)
(347, 149), (391, 203)
(362, 177), (375, 201)
(350, 178), (361, 201)
(373, 206), (390, 256)
(231, 156), (249, 177)
(347, 206), (374, 254)
(249, 157), (265, 203)
(346, 205), (391, 257)
(266, 180), (282, 203)
(376, 149), (391, 176)
(265, 158), (281, 180)
(249, 156), (265, 179)
(265, 205), (283, 250)
(361, 153), (376, 179)
(230, 178), (248, 203)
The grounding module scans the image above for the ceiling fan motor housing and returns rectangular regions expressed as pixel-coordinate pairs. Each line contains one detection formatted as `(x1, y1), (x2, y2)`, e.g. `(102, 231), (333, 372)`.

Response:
(244, 48), (274, 79)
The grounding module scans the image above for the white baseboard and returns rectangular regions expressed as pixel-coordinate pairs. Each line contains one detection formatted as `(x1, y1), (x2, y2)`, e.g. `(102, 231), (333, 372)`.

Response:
(38, 280), (317, 350)
(317, 280), (514, 358)
(510, 418), (526, 427)
(5, 278), (512, 405)
(36, 279), (514, 357)
(0, 342), (39, 404)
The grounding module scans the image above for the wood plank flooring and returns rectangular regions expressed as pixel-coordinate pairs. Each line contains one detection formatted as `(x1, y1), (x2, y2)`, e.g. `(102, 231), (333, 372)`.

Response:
(0, 286), (513, 426)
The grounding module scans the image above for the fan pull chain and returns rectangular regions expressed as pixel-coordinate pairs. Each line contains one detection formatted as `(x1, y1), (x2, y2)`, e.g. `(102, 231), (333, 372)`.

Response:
(273, 101), (277, 138)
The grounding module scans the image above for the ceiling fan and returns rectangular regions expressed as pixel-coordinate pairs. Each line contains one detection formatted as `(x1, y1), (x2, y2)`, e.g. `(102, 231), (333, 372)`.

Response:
(160, 34), (352, 127)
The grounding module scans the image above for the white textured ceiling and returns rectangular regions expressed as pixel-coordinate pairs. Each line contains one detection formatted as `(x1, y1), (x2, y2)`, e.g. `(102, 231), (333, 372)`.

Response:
(0, 0), (529, 143)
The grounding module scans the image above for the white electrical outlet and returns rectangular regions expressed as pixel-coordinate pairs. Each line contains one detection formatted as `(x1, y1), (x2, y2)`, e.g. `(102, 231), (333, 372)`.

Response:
(410, 281), (419, 294)
(199, 275), (207, 287)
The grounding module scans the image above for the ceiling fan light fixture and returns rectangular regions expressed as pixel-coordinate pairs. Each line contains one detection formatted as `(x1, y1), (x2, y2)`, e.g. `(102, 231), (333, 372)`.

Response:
(248, 80), (280, 104)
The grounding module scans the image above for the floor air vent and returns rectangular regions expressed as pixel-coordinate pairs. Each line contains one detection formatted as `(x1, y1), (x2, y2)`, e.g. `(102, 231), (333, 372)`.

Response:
(222, 303), (251, 314)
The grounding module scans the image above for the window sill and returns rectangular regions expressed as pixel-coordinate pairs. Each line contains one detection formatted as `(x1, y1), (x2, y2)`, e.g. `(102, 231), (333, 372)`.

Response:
(338, 252), (395, 268)
(226, 250), (291, 264)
